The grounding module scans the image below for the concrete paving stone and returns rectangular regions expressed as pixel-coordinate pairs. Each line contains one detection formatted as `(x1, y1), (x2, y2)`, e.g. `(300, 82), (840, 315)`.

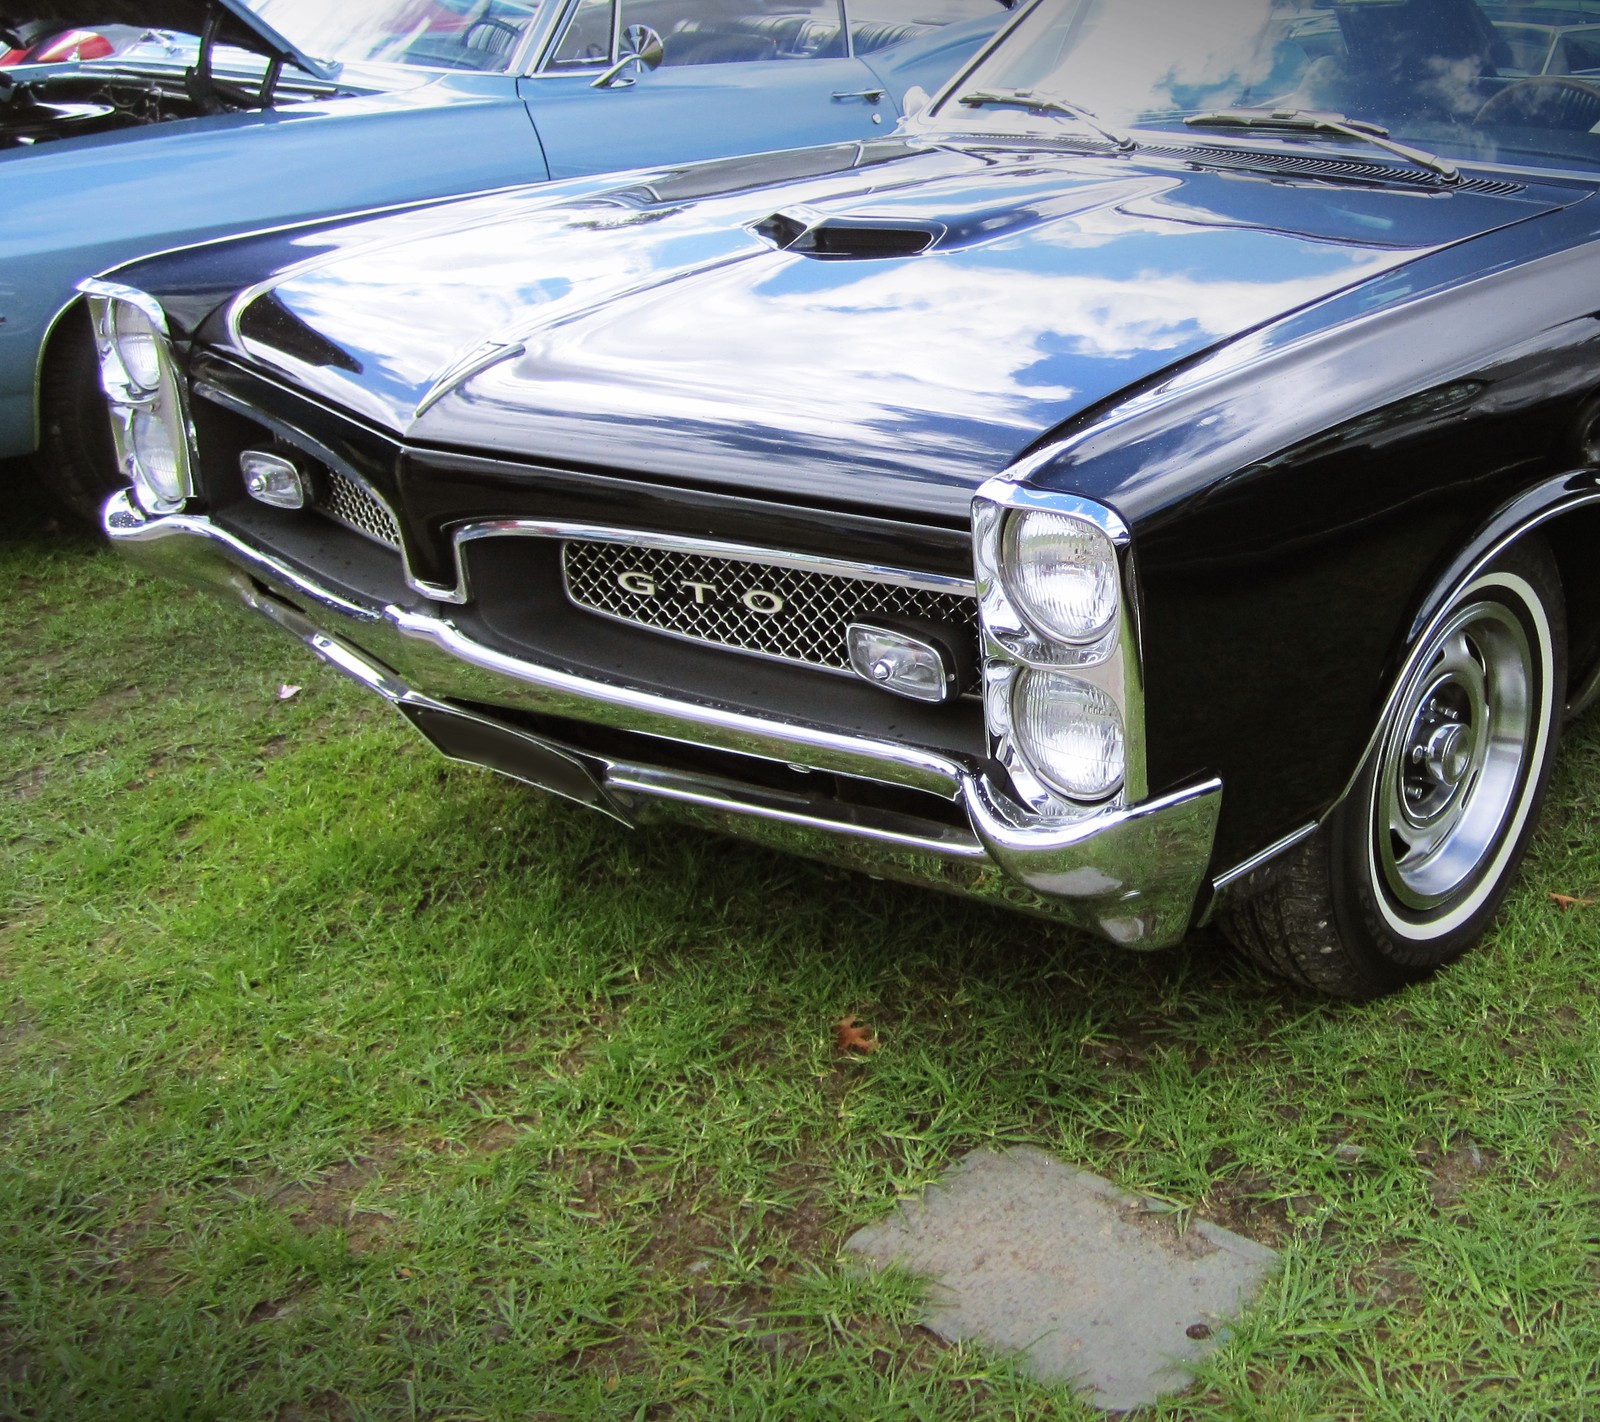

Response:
(845, 1146), (1279, 1411)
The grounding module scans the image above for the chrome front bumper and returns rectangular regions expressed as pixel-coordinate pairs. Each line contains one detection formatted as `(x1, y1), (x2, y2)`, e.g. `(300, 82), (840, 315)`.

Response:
(107, 491), (1222, 948)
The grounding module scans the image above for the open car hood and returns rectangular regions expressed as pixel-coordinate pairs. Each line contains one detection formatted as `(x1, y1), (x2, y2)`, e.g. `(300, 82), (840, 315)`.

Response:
(1, 1), (334, 79)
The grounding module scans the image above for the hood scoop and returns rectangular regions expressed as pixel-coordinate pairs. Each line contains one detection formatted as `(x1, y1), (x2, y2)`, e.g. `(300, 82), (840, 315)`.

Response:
(749, 178), (1176, 261)
(751, 208), (942, 260)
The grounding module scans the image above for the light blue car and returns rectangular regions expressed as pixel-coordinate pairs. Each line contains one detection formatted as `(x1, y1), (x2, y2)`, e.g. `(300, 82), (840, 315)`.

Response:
(1, 0), (1012, 515)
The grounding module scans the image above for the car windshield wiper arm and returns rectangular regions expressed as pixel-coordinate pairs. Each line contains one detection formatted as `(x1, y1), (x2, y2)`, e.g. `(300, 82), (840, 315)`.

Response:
(1185, 108), (1460, 183)
(959, 88), (1136, 152)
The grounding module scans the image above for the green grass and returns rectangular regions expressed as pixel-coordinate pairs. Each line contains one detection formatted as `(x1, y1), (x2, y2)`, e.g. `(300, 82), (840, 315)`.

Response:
(4, 487), (1600, 1420)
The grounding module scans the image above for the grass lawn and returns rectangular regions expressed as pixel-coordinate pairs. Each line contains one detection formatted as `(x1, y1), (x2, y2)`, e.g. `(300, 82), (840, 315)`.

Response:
(4, 485), (1600, 1420)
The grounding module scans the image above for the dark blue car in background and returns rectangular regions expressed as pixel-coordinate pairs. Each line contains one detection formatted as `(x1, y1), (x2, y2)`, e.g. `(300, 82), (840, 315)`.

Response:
(0, 0), (1011, 514)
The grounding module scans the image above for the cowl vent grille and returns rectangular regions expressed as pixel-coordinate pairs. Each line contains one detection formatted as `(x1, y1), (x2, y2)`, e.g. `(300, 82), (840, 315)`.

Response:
(1150, 142), (1526, 195)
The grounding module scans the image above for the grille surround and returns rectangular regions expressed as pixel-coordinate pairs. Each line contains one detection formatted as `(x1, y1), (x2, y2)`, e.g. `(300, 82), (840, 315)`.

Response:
(562, 538), (978, 678)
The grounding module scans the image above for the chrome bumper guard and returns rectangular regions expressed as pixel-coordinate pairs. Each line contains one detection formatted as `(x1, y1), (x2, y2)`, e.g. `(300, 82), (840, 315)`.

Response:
(107, 492), (1221, 948)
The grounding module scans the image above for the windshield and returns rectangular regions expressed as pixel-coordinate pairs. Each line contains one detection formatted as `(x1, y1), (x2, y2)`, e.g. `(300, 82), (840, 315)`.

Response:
(238, 0), (540, 73)
(937, 0), (1600, 175)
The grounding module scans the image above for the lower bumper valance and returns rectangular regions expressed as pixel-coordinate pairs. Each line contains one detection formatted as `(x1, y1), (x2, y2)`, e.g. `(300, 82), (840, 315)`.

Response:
(107, 491), (1221, 948)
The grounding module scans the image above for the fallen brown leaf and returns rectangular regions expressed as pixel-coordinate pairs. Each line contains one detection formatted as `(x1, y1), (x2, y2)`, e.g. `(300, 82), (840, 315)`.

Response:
(1550, 893), (1597, 911)
(834, 1015), (880, 1055)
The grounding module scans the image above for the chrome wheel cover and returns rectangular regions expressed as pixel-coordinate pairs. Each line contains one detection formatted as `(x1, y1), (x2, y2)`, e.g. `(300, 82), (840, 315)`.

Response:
(1374, 599), (1535, 914)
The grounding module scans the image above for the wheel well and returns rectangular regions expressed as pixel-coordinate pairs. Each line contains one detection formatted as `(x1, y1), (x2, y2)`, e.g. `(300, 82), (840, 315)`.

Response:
(35, 297), (91, 439)
(1540, 503), (1600, 704)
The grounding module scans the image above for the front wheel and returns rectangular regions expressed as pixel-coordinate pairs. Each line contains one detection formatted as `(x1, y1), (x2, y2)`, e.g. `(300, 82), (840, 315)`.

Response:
(1222, 539), (1566, 998)
(37, 305), (127, 525)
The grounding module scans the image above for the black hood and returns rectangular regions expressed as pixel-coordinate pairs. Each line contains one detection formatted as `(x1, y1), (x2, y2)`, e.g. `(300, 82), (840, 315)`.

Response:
(215, 140), (1582, 522)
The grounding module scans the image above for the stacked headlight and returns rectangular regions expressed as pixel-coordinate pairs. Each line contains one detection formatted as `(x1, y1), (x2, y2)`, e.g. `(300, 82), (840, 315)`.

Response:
(1002, 510), (1120, 646)
(972, 487), (1142, 812)
(80, 281), (193, 516)
(1012, 672), (1125, 800)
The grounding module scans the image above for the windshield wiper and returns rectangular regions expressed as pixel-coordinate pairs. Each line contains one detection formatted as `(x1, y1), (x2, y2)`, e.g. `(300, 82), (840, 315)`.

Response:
(959, 88), (1136, 152)
(1185, 108), (1460, 183)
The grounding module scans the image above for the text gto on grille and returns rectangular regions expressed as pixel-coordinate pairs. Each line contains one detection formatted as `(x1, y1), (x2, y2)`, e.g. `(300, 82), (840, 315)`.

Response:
(615, 570), (786, 616)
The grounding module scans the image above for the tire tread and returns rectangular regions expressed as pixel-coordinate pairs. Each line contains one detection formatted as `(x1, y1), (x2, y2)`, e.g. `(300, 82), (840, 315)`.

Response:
(1219, 838), (1381, 998)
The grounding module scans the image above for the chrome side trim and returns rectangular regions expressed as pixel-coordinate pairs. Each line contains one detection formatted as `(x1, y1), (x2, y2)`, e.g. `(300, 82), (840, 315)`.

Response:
(1210, 821), (1318, 894)
(1568, 657), (1600, 720)
(442, 518), (976, 606)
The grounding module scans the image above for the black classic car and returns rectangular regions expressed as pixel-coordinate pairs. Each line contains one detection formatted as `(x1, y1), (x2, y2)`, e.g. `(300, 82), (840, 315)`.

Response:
(89, 0), (1600, 996)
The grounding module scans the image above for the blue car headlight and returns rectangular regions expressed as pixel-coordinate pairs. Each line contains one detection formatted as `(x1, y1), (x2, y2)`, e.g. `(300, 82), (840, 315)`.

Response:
(80, 280), (194, 516)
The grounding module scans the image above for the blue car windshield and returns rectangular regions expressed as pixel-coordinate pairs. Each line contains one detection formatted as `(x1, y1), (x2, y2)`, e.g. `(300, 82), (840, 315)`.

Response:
(238, 0), (540, 74)
(938, 0), (1600, 175)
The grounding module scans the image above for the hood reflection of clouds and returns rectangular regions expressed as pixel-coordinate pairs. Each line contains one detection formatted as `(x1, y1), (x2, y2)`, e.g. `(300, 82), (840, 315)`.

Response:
(480, 234), (1400, 452)
(261, 198), (765, 418)
(250, 146), (1445, 477)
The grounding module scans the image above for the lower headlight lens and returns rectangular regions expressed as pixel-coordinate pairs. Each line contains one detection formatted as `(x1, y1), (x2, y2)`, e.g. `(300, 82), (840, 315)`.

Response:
(129, 405), (187, 509)
(1013, 670), (1125, 800)
(110, 303), (163, 393)
(1002, 509), (1120, 645)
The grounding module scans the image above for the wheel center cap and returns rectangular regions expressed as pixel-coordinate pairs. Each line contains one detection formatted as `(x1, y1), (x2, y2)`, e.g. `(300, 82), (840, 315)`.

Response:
(1423, 721), (1473, 788)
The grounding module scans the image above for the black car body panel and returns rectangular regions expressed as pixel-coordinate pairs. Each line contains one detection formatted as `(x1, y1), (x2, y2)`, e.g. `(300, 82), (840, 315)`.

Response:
(91, 0), (1600, 974)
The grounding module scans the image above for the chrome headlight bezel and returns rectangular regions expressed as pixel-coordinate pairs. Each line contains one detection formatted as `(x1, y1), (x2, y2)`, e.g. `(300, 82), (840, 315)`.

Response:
(79, 280), (195, 517)
(973, 481), (1146, 816)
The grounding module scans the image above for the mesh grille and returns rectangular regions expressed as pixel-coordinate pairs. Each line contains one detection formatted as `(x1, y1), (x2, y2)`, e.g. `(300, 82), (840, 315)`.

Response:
(563, 540), (977, 673)
(315, 469), (401, 549)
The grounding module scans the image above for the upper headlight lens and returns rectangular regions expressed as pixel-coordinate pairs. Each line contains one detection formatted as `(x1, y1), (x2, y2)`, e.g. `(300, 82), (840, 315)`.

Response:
(110, 303), (164, 393)
(1012, 670), (1125, 800)
(1002, 510), (1120, 646)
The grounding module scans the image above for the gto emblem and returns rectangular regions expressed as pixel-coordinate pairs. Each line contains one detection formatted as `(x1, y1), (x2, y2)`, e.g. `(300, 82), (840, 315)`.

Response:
(615, 569), (786, 617)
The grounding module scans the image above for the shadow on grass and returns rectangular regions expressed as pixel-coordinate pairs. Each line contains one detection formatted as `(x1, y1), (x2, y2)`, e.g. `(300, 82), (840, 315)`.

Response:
(0, 456), (98, 551)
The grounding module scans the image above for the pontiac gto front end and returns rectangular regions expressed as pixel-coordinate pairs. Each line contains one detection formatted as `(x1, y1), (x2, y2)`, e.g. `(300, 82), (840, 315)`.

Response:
(87, 0), (1600, 995)
(95, 308), (1223, 947)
